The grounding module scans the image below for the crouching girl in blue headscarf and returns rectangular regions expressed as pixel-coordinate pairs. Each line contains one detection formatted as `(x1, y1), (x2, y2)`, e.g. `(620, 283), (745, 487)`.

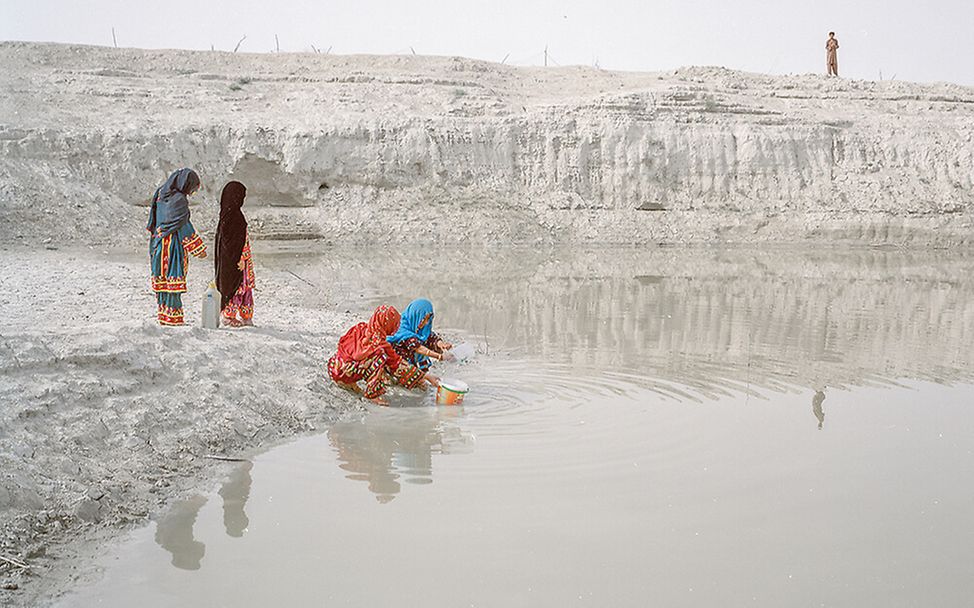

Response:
(146, 168), (207, 326)
(387, 298), (455, 371)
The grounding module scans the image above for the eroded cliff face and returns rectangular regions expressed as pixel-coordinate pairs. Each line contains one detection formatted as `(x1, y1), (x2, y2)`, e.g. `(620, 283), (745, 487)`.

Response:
(1, 42), (973, 246)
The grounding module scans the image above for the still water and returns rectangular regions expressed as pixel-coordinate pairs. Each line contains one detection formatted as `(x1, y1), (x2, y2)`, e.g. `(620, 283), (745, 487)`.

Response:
(59, 247), (974, 607)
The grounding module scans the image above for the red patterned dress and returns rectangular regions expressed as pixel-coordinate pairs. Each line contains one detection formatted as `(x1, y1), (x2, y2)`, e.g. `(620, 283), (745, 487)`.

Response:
(327, 306), (427, 400)
(222, 233), (255, 325)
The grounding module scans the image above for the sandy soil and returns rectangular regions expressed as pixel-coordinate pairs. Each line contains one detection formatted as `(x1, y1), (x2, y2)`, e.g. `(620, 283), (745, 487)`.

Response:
(0, 244), (367, 605)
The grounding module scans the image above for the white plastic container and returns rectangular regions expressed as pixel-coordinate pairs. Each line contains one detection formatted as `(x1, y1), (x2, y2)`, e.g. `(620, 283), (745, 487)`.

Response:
(450, 342), (476, 362)
(201, 281), (221, 329)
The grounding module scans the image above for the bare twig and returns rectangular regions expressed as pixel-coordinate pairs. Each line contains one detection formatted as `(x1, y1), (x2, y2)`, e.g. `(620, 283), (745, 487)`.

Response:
(233, 35), (247, 53)
(203, 455), (249, 463)
(325, 45), (332, 55)
(0, 554), (30, 569)
(501, 53), (509, 65)
(275, 34), (280, 53)
(410, 46), (416, 55)
(111, 27), (117, 48)
(286, 269), (317, 288)
(310, 44), (319, 54)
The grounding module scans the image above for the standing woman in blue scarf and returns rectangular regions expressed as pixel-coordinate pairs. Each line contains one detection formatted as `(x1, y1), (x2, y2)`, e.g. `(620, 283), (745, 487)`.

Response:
(387, 298), (455, 371)
(146, 168), (207, 326)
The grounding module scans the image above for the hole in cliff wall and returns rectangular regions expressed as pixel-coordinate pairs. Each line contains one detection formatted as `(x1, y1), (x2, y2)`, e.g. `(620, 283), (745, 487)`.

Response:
(229, 154), (315, 208)
(318, 181), (330, 190)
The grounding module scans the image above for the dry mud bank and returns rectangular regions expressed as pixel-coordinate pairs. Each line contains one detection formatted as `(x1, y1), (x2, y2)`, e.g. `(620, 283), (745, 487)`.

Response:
(1, 42), (974, 247)
(0, 246), (360, 605)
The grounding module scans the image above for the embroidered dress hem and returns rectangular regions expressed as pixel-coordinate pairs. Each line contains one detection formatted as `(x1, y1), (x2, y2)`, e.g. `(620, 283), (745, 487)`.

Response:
(327, 353), (389, 399)
(392, 361), (426, 389)
(151, 277), (188, 292)
(158, 305), (184, 326)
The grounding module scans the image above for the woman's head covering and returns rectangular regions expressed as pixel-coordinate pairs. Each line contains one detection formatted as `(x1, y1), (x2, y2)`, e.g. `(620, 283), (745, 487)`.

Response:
(387, 298), (434, 345)
(337, 305), (402, 362)
(215, 181), (248, 310)
(146, 168), (201, 237)
(219, 181), (247, 218)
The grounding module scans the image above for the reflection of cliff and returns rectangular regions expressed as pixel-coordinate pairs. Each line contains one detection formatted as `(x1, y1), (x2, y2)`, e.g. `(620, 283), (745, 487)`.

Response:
(276, 246), (974, 397)
(506, 268), (974, 393)
(327, 408), (474, 503)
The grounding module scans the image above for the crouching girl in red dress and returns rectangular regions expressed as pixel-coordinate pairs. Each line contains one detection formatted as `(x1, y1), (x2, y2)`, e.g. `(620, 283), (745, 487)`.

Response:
(327, 305), (439, 405)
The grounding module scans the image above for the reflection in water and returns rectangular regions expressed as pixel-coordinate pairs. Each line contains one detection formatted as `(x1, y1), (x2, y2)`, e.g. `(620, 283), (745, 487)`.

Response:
(328, 407), (474, 503)
(218, 462), (253, 537)
(268, 246), (974, 400)
(153, 462), (254, 569)
(153, 496), (206, 571)
(813, 389), (826, 430)
(59, 246), (974, 608)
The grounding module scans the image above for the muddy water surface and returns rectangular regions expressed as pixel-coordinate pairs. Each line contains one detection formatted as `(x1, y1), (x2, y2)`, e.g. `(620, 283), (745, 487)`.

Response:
(58, 247), (974, 607)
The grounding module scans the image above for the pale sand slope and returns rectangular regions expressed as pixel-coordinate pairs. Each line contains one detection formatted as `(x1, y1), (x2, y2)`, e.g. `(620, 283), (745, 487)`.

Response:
(1, 42), (973, 248)
(0, 245), (362, 605)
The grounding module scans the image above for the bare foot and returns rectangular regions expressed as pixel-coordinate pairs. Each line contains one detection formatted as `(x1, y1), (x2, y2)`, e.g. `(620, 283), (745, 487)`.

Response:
(335, 381), (363, 395)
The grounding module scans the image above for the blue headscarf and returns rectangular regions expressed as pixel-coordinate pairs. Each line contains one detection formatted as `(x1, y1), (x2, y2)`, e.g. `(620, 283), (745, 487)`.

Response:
(388, 298), (435, 367)
(146, 168), (200, 237)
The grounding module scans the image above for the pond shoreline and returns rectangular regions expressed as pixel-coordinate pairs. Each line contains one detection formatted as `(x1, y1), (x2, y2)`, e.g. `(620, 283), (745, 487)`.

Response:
(0, 245), (365, 606)
(5, 241), (974, 605)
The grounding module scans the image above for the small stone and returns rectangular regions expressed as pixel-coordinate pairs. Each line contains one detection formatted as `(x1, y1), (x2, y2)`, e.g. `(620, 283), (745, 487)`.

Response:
(75, 498), (102, 523)
(2, 582), (19, 590)
(86, 485), (105, 501)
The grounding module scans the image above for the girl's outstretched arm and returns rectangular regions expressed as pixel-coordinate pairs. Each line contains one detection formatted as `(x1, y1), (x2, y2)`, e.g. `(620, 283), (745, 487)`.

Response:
(417, 345), (453, 362)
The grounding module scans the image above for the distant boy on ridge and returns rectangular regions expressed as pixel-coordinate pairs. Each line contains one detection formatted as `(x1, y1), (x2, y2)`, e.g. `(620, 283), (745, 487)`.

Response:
(826, 32), (839, 77)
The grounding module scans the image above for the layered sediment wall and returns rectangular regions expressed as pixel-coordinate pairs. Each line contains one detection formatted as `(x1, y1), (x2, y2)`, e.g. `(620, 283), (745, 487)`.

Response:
(1, 42), (973, 246)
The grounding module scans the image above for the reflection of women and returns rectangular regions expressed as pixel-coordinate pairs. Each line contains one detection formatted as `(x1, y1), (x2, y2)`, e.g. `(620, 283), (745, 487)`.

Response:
(327, 408), (473, 503)
(153, 495), (207, 570)
(215, 181), (256, 327)
(388, 299), (454, 370)
(147, 168), (207, 326)
(218, 461), (253, 537)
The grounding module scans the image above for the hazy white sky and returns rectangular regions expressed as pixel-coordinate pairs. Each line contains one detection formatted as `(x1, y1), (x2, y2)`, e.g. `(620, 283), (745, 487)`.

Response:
(2, 0), (972, 85)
